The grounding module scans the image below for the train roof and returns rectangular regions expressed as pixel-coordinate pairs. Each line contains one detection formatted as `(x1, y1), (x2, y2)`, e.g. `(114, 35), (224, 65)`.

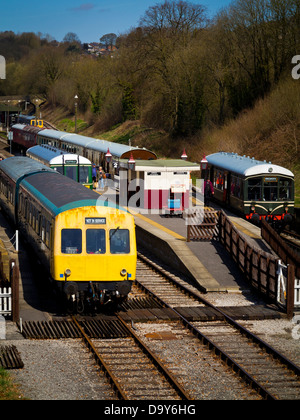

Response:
(0, 156), (55, 183)
(11, 123), (44, 134)
(37, 129), (157, 160)
(0, 157), (123, 216)
(26, 145), (91, 165)
(21, 172), (101, 216)
(22, 172), (126, 216)
(206, 152), (294, 178)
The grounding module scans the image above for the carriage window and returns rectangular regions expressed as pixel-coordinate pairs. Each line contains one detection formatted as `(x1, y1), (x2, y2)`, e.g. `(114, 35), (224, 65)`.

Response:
(46, 221), (51, 247)
(61, 229), (82, 254)
(214, 171), (225, 191)
(279, 178), (293, 200)
(110, 229), (130, 254)
(248, 177), (262, 201)
(86, 229), (106, 254)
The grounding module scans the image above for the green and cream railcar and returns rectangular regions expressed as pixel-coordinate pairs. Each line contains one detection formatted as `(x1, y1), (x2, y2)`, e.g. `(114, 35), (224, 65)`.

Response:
(206, 152), (294, 223)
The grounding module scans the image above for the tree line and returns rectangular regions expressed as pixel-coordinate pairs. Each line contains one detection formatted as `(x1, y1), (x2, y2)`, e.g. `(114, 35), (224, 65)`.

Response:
(0, 0), (299, 138)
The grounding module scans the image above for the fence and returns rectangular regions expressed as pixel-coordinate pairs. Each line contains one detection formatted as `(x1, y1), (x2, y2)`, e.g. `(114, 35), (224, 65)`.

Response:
(261, 219), (300, 279)
(219, 211), (278, 300)
(0, 287), (11, 316)
(218, 211), (297, 318)
(0, 259), (19, 321)
(186, 210), (219, 241)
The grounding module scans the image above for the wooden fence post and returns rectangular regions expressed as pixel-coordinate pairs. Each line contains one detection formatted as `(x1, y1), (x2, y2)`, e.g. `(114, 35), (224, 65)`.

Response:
(10, 260), (19, 322)
(286, 265), (295, 320)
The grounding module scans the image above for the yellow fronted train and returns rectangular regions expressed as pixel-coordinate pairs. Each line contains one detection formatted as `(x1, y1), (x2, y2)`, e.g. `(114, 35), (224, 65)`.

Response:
(0, 157), (137, 312)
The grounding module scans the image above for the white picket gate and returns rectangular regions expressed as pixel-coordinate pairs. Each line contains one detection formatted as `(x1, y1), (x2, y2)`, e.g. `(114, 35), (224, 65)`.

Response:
(0, 287), (12, 316)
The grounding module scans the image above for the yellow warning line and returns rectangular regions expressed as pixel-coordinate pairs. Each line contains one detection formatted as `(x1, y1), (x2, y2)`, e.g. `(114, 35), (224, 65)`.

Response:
(127, 207), (186, 241)
(230, 220), (261, 239)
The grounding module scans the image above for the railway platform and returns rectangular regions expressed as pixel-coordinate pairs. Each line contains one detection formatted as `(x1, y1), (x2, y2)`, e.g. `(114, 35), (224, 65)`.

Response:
(126, 202), (277, 293)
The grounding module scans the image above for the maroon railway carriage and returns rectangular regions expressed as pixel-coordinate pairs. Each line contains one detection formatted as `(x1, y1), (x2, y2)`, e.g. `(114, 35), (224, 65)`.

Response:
(11, 124), (45, 151)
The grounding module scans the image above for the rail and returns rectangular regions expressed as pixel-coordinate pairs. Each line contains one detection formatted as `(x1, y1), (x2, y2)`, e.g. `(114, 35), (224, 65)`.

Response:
(135, 252), (300, 399)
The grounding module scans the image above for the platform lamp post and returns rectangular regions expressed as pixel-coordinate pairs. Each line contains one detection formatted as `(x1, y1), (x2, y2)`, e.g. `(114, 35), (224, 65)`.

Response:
(128, 152), (135, 171)
(181, 149), (188, 161)
(74, 95), (78, 133)
(105, 148), (112, 173)
(6, 100), (10, 134)
(200, 155), (208, 180)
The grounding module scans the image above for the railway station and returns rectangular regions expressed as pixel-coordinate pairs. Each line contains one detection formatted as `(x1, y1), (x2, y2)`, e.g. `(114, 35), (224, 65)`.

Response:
(0, 126), (299, 401)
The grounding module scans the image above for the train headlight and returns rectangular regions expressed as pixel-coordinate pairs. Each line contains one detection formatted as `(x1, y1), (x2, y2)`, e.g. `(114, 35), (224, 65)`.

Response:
(64, 269), (71, 278)
(120, 269), (127, 277)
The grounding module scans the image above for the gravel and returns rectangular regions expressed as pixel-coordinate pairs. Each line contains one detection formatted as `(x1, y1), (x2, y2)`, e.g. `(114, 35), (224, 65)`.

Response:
(2, 291), (300, 400)
(3, 332), (116, 400)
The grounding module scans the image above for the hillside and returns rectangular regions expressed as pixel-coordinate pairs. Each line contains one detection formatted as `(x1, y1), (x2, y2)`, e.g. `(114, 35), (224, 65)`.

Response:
(40, 75), (300, 206)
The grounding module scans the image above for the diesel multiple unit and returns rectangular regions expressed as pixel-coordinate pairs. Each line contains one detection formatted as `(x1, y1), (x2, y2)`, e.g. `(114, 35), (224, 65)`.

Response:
(0, 157), (137, 312)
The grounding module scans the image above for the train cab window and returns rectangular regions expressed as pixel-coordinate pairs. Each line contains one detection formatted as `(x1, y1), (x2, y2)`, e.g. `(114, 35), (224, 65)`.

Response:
(61, 229), (82, 254)
(110, 229), (130, 254)
(86, 229), (106, 254)
(65, 166), (77, 182)
(230, 175), (243, 199)
(263, 177), (278, 201)
(279, 178), (293, 200)
(248, 177), (262, 201)
(79, 166), (90, 184)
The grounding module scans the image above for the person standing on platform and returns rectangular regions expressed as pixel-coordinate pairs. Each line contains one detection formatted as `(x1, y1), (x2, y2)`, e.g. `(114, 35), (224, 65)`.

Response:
(92, 164), (97, 189)
(204, 178), (214, 207)
(98, 167), (104, 190)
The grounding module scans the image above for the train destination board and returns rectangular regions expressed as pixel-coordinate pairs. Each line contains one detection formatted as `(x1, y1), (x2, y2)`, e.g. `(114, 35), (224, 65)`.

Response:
(85, 217), (106, 225)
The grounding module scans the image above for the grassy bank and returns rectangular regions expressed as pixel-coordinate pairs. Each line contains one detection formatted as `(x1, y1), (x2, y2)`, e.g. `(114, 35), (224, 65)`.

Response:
(0, 368), (24, 400)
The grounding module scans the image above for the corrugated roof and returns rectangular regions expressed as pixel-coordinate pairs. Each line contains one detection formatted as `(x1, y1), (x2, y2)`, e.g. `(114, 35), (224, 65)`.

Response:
(206, 152), (294, 177)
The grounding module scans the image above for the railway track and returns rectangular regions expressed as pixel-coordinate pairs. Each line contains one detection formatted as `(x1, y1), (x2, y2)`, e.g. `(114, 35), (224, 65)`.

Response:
(72, 316), (191, 400)
(14, 248), (300, 400)
(281, 229), (300, 255)
(134, 251), (300, 400)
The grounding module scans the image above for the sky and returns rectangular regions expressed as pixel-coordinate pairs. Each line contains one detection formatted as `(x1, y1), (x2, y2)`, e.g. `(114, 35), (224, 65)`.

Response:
(1, 0), (233, 44)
